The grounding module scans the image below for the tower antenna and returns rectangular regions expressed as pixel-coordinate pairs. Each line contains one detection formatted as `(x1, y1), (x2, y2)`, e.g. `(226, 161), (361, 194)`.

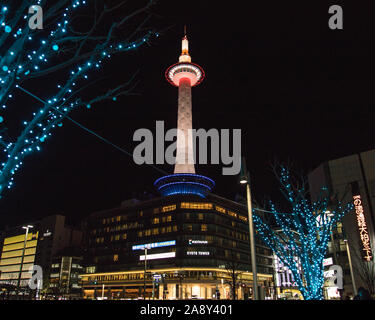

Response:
(184, 25), (187, 36)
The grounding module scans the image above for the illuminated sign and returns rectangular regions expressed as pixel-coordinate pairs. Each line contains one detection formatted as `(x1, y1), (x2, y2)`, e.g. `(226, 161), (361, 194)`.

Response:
(132, 240), (176, 251)
(186, 251), (210, 256)
(139, 252), (176, 261)
(353, 195), (373, 261)
(43, 230), (52, 237)
(188, 240), (208, 245)
(323, 257), (333, 267)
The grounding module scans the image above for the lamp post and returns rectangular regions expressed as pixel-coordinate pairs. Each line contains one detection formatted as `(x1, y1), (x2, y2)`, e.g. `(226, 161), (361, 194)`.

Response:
(344, 239), (357, 296)
(143, 244), (151, 300)
(239, 158), (258, 300)
(17, 225), (33, 290)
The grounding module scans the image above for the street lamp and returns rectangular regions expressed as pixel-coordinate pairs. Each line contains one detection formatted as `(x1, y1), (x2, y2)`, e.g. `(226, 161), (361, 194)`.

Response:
(17, 225), (33, 290)
(143, 244), (150, 300)
(239, 157), (258, 300)
(344, 239), (357, 296)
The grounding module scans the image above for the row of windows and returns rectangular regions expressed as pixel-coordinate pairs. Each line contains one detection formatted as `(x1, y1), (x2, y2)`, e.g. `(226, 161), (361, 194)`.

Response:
(95, 210), (248, 237)
(1, 247), (36, 259)
(0, 255), (35, 266)
(3, 232), (38, 245)
(183, 223), (248, 241)
(151, 216), (172, 224)
(99, 203), (248, 228)
(102, 212), (143, 225)
(93, 221), (142, 235)
(94, 225), (179, 243)
(215, 205), (248, 223)
(184, 213), (247, 231)
(138, 225), (178, 237)
(173, 67), (197, 76)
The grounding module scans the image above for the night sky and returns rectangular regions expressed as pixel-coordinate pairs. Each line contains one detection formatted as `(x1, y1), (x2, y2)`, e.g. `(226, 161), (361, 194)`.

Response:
(0, 1), (373, 227)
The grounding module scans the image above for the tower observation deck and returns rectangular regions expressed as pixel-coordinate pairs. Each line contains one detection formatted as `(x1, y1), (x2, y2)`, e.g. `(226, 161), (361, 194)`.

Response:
(154, 31), (214, 198)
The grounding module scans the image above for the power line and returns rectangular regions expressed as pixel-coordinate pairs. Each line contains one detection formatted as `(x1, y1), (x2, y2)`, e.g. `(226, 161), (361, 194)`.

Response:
(16, 85), (168, 176)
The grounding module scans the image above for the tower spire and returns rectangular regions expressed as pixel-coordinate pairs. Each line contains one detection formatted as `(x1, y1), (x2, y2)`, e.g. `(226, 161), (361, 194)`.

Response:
(179, 26), (191, 63)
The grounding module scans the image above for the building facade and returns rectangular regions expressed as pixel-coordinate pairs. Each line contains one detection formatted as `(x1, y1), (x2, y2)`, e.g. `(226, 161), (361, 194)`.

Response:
(81, 194), (274, 300)
(49, 250), (84, 299)
(0, 214), (83, 295)
(308, 149), (375, 297)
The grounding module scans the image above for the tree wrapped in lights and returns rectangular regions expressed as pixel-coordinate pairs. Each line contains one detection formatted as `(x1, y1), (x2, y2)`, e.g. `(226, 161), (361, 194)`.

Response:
(252, 165), (353, 300)
(0, 0), (158, 197)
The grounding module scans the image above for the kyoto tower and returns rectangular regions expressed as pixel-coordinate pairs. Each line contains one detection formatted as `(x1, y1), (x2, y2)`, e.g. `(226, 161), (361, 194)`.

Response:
(154, 30), (215, 198)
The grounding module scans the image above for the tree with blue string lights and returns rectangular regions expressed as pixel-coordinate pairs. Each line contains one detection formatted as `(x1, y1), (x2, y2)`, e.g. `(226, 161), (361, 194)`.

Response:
(0, 0), (158, 198)
(252, 164), (353, 300)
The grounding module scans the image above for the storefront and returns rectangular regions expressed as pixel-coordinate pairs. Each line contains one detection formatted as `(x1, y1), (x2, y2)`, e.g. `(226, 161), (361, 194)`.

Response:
(81, 268), (274, 300)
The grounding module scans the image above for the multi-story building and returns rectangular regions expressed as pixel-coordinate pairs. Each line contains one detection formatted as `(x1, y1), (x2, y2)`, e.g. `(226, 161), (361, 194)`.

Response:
(0, 214), (83, 295)
(48, 247), (84, 299)
(81, 193), (274, 300)
(308, 149), (375, 297)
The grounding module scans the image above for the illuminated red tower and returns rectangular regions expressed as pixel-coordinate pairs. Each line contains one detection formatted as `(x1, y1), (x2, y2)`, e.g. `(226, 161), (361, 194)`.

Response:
(154, 30), (214, 197)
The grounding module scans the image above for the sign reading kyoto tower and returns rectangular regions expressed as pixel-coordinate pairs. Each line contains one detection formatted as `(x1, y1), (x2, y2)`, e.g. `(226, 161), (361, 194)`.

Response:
(154, 29), (215, 197)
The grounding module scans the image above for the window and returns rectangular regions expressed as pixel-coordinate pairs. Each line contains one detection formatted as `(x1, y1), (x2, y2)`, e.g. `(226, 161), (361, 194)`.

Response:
(185, 213), (190, 219)
(116, 216), (121, 222)
(198, 213), (204, 220)
(137, 231), (143, 237)
(166, 226), (172, 233)
(238, 215), (247, 222)
(152, 217), (160, 224)
(187, 224), (192, 231)
(96, 237), (104, 243)
(228, 211), (238, 218)
(152, 228), (159, 235)
(215, 206), (226, 214)
(113, 254), (118, 262)
(173, 225), (178, 232)
(181, 202), (213, 210)
(153, 208), (160, 214)
(201, 224), (207, 232)
(122, 233), (127, 240)
(167, 215), (172, 222)
(139, 211), (143, 217)
(162, 205), (176, 212)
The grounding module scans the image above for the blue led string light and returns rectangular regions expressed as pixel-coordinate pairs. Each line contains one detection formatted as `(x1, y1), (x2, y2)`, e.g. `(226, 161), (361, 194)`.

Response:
(0, 0), (159, 196)
(252, 166), (353, 300)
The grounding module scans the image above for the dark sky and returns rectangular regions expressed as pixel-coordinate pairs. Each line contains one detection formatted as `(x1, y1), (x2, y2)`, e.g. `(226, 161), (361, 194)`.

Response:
(0, 1), (374, 226)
